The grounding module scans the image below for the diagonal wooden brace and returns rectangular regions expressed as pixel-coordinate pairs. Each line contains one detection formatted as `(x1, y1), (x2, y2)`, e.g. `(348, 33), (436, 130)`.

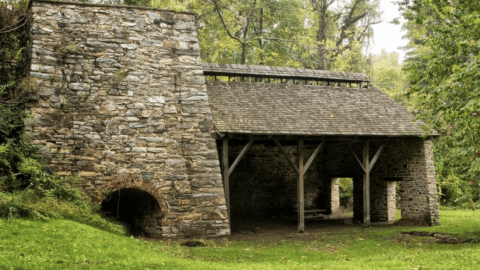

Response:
(369, 144), (386, 172)
(346, 143), (367, 173)
(228, 140), (254, 176)
(303, 140), (325, 174)
(346, 142), (386, 173)
(274, 140), (300, 175)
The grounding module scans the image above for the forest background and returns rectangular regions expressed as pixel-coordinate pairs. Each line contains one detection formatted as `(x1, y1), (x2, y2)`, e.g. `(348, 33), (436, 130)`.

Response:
(1, 0), (479, 208)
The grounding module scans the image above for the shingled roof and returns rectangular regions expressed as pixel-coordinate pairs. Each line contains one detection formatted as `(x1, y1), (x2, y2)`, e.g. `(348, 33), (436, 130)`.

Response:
(203, 63), (370, 83)
(206, 81), (437, 137)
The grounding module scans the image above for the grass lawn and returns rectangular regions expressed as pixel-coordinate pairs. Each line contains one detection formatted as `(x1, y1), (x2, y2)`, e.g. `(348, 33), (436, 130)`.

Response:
(1, 208), (480, 269)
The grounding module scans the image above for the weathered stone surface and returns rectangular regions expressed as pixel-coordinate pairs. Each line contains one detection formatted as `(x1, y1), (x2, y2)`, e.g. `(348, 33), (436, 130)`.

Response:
(26, 0), (229, 239)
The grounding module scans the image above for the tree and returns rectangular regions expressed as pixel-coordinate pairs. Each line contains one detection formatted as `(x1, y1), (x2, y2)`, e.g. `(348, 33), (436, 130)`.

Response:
(398, 0), (480, 206)
(152, 0), (305, 66)
(306, 0), (381, 70)
(152, 0), (380, 72)
(371, 50), (407, 103)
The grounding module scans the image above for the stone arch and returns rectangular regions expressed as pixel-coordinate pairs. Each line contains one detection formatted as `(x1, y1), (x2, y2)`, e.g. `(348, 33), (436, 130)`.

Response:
(94, 177), (169, 213)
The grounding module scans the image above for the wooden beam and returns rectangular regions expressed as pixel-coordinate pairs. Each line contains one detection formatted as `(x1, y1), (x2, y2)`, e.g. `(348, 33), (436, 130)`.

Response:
(369, 144), (386, 172)
(303, 141), (324, 174)
(346, 143), (367, 173)
(298, 140), (305, 233)
(274, 140), (300, 175)
(228, 140), (254, 176)
(363, 141), (370, 227)
(222, 139), (231, 228)
(212, 133), (431, 142)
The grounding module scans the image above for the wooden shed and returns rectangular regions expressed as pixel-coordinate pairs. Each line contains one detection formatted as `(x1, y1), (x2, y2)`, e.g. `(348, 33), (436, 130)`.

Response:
(203, 63), (440, 233)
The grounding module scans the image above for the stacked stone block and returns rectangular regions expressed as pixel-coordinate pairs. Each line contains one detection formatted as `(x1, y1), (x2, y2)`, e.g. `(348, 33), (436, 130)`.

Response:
(386, 181), (396, 222)
(25, 0), (229, 238)
(330, 178), (340, 213)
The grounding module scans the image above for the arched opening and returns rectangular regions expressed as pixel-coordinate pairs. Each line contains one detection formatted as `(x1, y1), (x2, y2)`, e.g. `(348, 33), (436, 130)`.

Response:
(101, 188), (164, 238)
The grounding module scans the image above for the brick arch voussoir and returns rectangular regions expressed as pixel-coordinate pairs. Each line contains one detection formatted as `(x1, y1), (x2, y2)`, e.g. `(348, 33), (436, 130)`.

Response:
(94, 178), (169, 212)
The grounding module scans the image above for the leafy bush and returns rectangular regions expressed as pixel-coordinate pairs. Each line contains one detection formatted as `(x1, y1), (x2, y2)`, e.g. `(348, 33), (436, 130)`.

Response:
(438, 175), (480, 209)
(0, 190), (126, 235)
(339, 178), (353, 208)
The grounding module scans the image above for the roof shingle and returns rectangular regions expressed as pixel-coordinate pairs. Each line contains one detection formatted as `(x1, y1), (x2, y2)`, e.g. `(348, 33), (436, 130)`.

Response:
(206, 81), (437, 137)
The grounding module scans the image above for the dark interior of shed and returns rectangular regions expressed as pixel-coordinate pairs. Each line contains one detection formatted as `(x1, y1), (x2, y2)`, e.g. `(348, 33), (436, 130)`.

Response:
(217, 140), (355, 234)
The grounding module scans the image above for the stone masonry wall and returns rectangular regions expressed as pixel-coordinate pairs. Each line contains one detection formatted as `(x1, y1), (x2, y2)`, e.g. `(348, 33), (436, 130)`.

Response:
(369, 139), (439, 224)
(227, 138), (439, 226)
(25, 0), (229, 238)
(228, 142), (324, 220)
(324, 139), (439, 224)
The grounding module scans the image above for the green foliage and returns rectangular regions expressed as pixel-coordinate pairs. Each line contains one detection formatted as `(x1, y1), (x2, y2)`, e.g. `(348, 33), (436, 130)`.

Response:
(112, 69), (127, 84)
(151, 0), (379, 72)
(0, 104), (26, 139)
(17, 158), (83, 201)
(399, 0), (480, 205)
(0, 191), (125, 235)
(0, 105), (38, 190)
(339, 178), (353, 200)
(372, 51), (408, 103)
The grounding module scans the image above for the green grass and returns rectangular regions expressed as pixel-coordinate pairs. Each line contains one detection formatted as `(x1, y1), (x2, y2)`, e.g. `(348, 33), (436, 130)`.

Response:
(2, 209), (480, 269)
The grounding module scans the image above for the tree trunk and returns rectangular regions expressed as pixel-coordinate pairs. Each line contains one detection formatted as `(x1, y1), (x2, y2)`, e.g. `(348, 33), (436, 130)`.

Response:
(316, 0), (328, 70)
(241, 43), (247, 64)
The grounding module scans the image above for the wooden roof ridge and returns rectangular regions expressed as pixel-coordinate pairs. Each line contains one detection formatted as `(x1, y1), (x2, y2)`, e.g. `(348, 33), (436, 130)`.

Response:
(202, 63), (371, 83)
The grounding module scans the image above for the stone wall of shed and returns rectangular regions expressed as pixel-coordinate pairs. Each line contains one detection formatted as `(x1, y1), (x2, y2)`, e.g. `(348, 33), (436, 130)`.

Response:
(227, 138), (439, 226)
(323, 139), (439, 225)
(25, 0), (229, 238)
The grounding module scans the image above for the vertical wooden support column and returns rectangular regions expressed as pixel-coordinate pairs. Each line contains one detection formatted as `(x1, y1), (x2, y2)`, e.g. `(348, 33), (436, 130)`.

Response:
(298, 140), (305, 233)
(363, 141), (370, 227)
(222, 139), (230, 226)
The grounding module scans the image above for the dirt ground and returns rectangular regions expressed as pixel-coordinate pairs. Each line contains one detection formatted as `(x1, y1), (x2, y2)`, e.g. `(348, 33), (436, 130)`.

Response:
(230, 215), (394, 242)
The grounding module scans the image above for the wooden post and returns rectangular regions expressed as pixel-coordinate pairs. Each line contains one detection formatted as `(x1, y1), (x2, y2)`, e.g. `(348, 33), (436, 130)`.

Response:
(222, 139), (231, 227)
(363, 141), (370, 227)
(345, 142), (385, 227)
(298, 140), (305, 233)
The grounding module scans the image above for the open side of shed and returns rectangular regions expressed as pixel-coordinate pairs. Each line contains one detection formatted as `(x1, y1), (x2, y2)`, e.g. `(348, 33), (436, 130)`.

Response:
(204, 63), (440, 233)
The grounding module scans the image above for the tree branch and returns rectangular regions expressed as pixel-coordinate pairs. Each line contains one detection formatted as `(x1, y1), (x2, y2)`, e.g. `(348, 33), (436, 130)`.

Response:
(212, 0), (242, 43)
